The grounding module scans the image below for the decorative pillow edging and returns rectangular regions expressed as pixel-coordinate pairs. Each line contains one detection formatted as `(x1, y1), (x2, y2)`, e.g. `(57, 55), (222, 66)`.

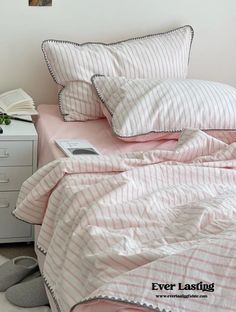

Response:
(91, 74), (182, 139)
(41, 25), (194, 121)
(91, 75), (236, 143)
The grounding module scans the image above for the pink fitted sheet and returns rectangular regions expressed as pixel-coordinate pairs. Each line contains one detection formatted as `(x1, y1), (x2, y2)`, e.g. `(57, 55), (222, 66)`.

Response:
(36, 104), (177, 168)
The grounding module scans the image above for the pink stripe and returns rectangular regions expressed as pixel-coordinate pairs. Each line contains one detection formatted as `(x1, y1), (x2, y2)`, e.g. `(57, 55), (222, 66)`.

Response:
(176, 253), (236, 270)
(155, 259), (236, 281)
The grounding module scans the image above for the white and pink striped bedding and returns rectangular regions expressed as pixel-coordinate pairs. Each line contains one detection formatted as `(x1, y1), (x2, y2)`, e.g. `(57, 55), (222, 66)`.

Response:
(91, 75), (236, 142)
(14, 129), (236, 312)
(42, 25), (193, 121)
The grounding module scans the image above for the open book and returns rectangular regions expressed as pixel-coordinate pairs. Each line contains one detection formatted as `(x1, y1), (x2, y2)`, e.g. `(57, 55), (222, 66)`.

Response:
(0, 88), (38, 116)
(55, 139), (100, 157)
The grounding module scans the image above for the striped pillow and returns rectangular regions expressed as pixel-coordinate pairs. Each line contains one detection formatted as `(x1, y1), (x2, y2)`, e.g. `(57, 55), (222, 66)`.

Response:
(42, 25), (194, 121)
(91, 75), (236, 142)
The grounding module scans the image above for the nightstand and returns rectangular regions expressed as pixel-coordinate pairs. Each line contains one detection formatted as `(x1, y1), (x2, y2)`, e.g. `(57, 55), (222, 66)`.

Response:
(0, 119), (37, 243)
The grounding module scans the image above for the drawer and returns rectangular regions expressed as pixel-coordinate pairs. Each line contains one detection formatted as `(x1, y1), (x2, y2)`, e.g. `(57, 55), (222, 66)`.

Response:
(0, 192), (32, 239)
(0, 166), (32, 191)
(0, 141), (32, 166)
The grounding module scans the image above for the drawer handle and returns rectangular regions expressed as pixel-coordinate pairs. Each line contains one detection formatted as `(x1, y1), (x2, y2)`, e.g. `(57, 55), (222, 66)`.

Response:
(0, 203), (9, 208)
(0, 178), (9, 183)
(0, 152), (9, 158)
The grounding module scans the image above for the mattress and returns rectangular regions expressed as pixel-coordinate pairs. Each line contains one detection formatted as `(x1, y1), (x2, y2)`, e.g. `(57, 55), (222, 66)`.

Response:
(36, 104), (177, 167)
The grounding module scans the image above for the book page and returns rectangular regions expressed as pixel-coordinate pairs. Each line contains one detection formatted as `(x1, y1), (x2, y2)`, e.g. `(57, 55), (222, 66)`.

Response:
(0, 89), (37, 115)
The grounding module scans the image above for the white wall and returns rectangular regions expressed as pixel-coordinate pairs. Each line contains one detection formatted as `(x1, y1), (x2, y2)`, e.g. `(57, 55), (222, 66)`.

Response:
(0, 0), (236, 105)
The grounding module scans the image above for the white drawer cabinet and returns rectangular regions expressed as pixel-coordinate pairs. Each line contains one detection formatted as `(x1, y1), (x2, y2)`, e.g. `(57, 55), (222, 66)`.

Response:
(0, 192), (32, 239)
(0, 167), (33, 191)
(0, 120), (37, 243)
(0, 141), (33, 166)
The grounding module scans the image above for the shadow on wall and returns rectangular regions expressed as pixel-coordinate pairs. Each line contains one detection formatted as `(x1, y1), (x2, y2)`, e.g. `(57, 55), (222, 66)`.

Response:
(29, 0), (52, 6)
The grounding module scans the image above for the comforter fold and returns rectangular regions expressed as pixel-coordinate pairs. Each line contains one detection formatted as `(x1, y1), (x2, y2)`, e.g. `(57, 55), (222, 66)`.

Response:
(14, 129), (236, 312)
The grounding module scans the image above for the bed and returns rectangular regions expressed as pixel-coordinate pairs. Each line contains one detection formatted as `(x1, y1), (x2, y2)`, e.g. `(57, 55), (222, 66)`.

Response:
(13, 25), (236, 312)
(34, 103), (178, 312)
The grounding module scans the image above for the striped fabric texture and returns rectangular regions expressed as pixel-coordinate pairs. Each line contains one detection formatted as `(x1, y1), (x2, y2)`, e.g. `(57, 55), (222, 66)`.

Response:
(92, 75), (236, 142)
(42, 25), (193, 121)
(13, 129), (236, 312)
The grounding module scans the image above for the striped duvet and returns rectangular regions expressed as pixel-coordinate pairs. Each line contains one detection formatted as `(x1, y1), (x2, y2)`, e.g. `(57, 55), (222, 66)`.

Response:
(13, 129), (236, 312)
